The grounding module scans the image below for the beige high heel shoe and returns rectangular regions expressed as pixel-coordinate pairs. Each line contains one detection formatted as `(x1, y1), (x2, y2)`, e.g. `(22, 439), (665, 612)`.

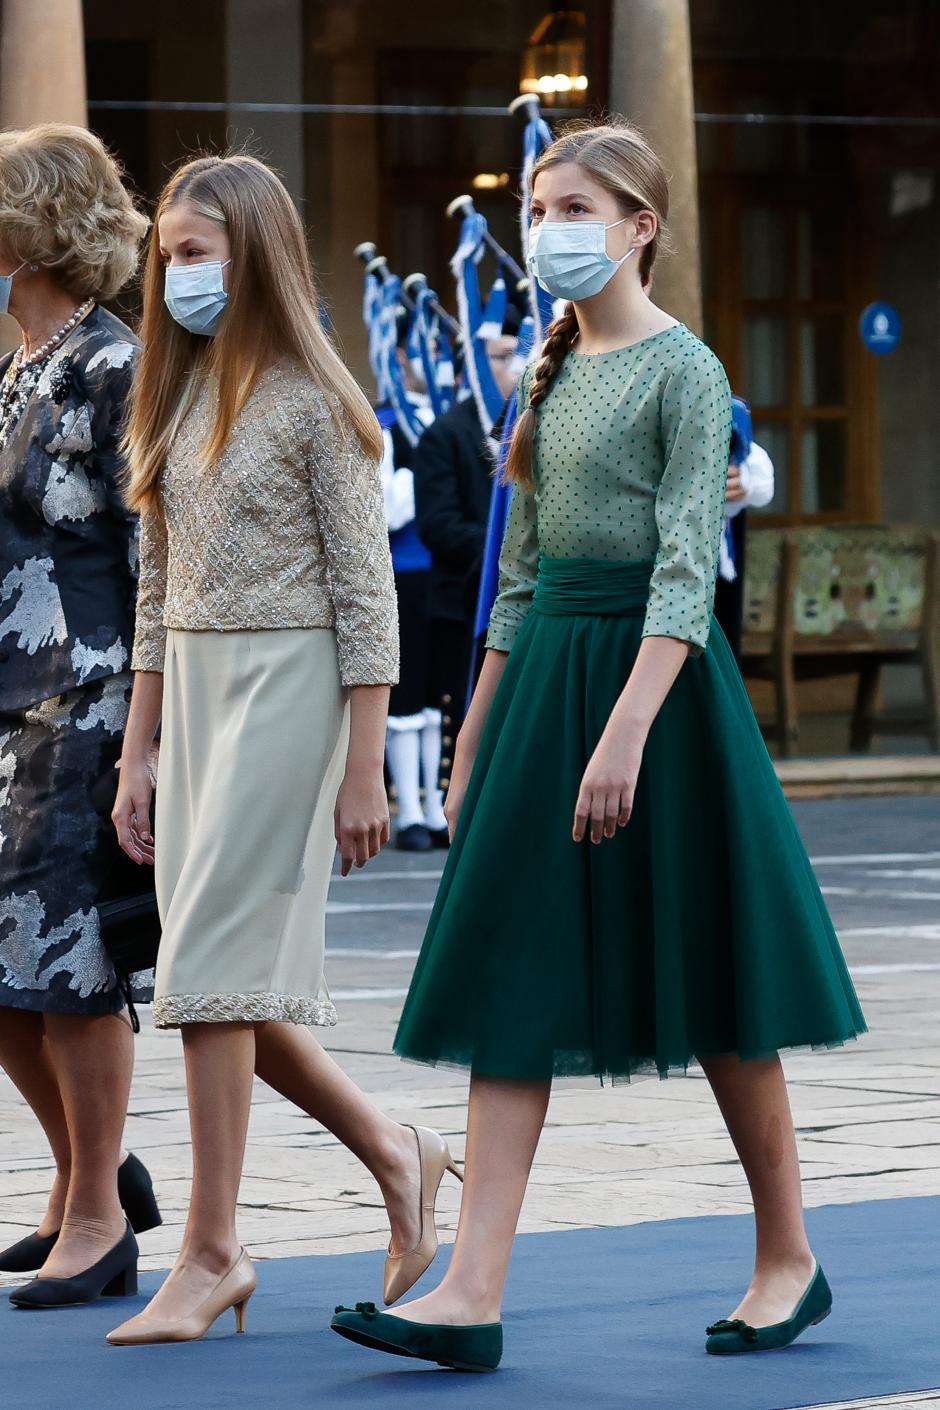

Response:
(384, 1125), (463, 1306)
(106, 1248), (256, 1346)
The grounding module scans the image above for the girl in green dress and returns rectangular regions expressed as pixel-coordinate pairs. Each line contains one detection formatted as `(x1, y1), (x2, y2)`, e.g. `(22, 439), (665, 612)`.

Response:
(332, 121), (865, 1371)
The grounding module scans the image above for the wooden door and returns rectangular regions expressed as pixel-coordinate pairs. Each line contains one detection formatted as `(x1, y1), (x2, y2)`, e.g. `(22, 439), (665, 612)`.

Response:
(702, 177), (878, 525)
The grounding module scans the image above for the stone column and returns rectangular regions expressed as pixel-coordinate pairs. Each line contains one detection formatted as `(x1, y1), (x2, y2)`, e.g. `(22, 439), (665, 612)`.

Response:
(226, 0), (304, 208)
(325, 51), (380, 389)
(608, 0), (702, 334)
(0, 0), (87, 350)
(0, 0), (87, 129)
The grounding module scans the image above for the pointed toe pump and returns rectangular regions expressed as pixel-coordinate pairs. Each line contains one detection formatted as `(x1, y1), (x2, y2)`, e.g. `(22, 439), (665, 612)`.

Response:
(9, 1221), (139, 1309)
(106, 1248), (256, 1346)
(332, 1303), (502, 1372)
(705, 1263), (832, 1355)
(384, 1125), (464, 1306)
(0, 1152), (161, 1275)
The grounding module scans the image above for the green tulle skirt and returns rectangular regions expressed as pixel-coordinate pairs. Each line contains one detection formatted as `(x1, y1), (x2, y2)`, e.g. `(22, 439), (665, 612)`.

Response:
(394, 557), (866, 1082)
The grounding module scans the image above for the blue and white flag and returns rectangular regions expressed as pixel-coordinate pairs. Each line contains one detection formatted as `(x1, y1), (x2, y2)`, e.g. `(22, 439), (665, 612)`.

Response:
(376, 275), (425, 447)
(519, 109), (556, 345)
(472, 390), (520, 649)
(413, 284), (455, 419)
(467, 112), (552, 663)
(451, 210), (510, 446)
(720, 396), (753, 582)
(477, 276), (507, 342)
(362, 265), (386, 395)
(470, 312), (538, 652)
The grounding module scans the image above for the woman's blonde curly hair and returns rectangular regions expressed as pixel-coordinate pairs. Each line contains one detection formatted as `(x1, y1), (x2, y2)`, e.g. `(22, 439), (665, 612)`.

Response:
(0, 123), (149, 304)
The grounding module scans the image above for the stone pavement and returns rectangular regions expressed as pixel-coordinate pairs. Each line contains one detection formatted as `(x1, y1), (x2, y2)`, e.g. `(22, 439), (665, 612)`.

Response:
(824, 1398), (940, 1410)
(1, 796), (938, 1410)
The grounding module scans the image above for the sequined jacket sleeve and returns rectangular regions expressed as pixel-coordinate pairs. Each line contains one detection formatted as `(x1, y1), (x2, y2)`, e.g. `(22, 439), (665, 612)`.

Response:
(131, 508), (169, 672)
(305, 396), (399, 688)
(642, 348), (732, 656)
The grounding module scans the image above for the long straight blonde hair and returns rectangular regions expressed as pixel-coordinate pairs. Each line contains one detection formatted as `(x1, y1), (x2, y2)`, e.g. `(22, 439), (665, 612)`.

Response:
(504, 122), (670, 490)
(124, 153), (383, 513)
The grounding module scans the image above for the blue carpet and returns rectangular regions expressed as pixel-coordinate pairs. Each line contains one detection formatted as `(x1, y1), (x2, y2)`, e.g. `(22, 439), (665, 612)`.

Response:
(4, 1197), (938, 1410)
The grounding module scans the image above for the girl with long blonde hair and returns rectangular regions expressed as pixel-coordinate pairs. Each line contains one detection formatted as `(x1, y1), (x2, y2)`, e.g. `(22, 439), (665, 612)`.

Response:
(107, 154), (461, 1345)
(332, 121), (865, 1371)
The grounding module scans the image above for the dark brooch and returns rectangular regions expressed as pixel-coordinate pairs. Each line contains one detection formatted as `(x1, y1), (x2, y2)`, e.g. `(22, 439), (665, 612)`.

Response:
(48, 358), (76, 404)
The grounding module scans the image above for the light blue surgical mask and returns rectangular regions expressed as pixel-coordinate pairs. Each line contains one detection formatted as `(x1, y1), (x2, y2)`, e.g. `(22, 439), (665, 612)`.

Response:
(0, 260), (29, 317)
(164, 259), (232, 335)
(526, 219), (634, 301)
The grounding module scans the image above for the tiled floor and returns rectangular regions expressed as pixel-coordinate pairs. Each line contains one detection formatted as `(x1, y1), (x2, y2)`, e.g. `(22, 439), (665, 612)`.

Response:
(2, 909), (939, 1275)
(814, 1398), (940, 1410)
(1, 796), (938, 1410)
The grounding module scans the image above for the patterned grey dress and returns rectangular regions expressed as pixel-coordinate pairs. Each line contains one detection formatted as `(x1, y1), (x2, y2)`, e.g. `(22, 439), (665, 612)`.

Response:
(0, 306), (149, 1015)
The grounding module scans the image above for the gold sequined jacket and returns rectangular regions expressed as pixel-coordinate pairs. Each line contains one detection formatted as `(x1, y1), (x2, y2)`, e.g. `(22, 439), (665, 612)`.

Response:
(131, 363), (399, 688)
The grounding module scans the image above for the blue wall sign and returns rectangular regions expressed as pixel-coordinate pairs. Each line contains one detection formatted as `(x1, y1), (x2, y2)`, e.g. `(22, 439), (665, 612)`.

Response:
(859, 302), (901, 355)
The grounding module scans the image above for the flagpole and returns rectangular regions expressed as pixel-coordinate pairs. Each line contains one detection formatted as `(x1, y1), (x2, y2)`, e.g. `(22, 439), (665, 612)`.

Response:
(445, 194), (528, 285)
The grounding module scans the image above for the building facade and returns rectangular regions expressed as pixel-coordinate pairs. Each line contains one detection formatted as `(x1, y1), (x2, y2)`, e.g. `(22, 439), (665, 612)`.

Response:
(2, 0), (938, 537)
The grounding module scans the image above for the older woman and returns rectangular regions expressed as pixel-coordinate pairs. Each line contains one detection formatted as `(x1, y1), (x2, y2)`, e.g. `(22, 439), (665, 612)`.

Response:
(0, 124), (160, 1307)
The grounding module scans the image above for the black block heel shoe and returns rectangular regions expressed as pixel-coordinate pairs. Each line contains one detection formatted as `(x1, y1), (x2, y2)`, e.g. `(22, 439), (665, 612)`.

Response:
(0, 1230), (58, 1275)
(0, 1152), (160, 1273)
(118, 1152), (162, 1235)
(9, 1221), (139, 1309)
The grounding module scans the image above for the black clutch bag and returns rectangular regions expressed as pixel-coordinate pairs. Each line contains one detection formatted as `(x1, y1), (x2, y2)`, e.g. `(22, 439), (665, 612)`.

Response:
(96, 891), (160, 973)
(90, 762), (161, 1031)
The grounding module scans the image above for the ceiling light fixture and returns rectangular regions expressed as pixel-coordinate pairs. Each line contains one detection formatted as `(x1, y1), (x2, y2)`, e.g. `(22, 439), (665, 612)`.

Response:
(520, 9), (588, 106)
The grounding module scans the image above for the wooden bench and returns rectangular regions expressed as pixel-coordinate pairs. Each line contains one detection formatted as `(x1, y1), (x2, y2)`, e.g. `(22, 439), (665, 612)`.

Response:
(739, 525), (940, 757)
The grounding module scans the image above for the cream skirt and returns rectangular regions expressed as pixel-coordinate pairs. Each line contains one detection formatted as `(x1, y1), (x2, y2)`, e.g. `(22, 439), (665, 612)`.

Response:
(152, 628), (349, 1028)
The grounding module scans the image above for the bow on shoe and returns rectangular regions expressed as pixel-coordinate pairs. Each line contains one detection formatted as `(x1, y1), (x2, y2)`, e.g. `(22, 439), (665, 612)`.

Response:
(706, 1318), (759, 1342)
(334, 1302), (379, 1319)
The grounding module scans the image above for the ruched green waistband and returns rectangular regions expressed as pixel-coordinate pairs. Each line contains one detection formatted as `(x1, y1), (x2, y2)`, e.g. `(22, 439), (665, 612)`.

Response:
(532, 557), (655, 617)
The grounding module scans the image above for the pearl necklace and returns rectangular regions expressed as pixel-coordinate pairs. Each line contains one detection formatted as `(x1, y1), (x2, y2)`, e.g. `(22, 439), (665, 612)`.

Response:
(0, 301), (95, 444)
(12, 299), (95, 372)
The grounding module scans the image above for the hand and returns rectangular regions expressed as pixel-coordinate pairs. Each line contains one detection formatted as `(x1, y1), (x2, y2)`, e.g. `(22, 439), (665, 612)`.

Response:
(112, 758), (155, 865)
(443, 751), (474, 841)
(334, 766), (390, 876)
(726, 464), (747, 504)
(573, 724), (646, 844)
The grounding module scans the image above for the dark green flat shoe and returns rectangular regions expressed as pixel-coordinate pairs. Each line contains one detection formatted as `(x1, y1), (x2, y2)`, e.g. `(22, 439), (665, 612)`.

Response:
(705, 1263), (832, 1355)
(331, 1302), (502, 1372)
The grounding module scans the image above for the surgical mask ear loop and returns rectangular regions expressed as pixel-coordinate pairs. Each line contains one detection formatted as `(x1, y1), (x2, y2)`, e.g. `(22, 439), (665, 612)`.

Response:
(0, 260), (34, 318)
(608, 215), (652, 262)
(605, 216), (635, 260)
(600, 216), (639, 273)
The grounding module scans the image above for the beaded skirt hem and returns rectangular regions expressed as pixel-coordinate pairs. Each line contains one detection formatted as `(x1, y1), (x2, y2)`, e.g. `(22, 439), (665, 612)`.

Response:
(153, 992), (338, 1029)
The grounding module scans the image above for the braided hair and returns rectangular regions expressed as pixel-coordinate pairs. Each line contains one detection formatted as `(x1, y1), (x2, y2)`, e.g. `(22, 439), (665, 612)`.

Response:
(504, 120), (670, 490)
(503, 304), (579, 490)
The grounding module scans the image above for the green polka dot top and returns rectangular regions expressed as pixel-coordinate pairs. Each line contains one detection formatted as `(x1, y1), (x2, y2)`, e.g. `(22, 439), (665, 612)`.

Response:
(486, 324), (733, 656)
